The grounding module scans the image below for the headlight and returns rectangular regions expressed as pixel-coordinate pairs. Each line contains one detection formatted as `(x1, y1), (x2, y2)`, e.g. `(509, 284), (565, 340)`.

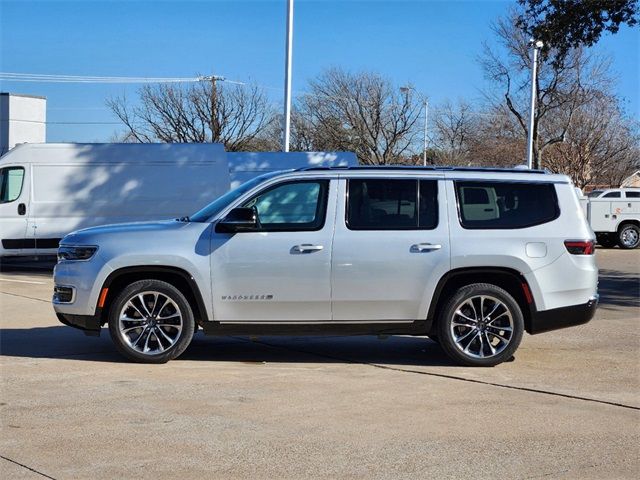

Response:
(57, 245), (98, 262)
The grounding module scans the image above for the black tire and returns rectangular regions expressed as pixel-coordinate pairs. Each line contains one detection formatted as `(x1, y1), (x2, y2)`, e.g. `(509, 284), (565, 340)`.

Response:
(617, 224), (640, 249)
(436, 283), (524, 367)
(427, 334), (440, 344)
(108, 279), (195, 363)
(596, 233), (617, 248)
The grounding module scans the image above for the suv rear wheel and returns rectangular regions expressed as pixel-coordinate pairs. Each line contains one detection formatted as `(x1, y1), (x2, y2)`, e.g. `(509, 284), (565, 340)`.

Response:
(108, 279), (195, 363)
(617, 224), (640, 249)
(437, 283), (524, 367)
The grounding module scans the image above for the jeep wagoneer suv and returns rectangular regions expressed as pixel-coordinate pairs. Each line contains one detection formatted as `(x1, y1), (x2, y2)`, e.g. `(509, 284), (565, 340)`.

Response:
(53, 166), (598, 366)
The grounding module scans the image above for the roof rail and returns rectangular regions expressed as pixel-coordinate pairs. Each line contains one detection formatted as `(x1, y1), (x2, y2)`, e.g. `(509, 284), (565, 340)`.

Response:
(295, 165), (548, 174)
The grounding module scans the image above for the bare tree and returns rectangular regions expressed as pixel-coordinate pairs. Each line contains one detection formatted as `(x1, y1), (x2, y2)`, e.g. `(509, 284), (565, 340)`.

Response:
(107, 80), (275, 151)
(481, 10), (611, 169)
(431, 100), (479, 165)
(293, 68), (422, 164)
(544, 92), (639, 188)
(466, 109), (528, 168)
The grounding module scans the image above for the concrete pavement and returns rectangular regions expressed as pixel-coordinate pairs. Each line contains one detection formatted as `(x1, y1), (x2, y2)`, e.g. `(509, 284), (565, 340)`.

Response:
(1, 248), (639, 479)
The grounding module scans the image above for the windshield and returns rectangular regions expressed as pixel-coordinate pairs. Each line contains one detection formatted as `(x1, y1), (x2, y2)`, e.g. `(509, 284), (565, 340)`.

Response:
(190, 171), (286, 222)
(587, 190), (603, 198)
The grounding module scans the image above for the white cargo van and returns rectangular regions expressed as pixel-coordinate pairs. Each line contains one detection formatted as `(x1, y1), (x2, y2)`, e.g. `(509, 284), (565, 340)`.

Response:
(0, 143), (230, 257)
(0, 143), (358, 257)
(586, 188), (640, 249)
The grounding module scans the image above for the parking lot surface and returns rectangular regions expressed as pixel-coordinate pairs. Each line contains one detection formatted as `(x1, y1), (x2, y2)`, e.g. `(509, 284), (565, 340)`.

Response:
(1, 249), (639, 479)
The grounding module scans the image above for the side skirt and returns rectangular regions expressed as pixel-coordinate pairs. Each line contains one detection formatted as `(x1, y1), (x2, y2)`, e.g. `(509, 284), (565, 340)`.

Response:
(200, 320), (432, 336)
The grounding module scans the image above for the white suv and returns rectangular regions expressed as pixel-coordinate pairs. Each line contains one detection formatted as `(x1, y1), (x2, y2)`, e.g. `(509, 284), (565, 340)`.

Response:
(53, 166), (598, 366)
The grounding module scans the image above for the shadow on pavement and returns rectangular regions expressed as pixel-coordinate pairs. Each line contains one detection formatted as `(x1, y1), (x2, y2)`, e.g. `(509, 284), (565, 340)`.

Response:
(0, 325), (454, 366)
(598, 269), (640, 310)
(0, 256), (57, 273)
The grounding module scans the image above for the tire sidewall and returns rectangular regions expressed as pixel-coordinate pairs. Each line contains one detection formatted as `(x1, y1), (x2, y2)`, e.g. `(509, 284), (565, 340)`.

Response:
(437, 283), (524, 367)
(618, 224), (640, 249)
(108, 279), (195, 363)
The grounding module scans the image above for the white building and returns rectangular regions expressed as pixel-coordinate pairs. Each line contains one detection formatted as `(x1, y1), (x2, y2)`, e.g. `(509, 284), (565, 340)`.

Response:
(0, 92), (47, 155)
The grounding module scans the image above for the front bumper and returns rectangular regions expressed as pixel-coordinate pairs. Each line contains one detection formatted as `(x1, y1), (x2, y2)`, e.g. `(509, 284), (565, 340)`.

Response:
(528, 295), (598, 335)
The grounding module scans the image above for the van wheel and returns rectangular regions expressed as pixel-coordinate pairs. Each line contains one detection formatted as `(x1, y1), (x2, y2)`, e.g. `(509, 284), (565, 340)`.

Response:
(596, 234), (617, 248)
(617, 224), (640, 249)
(108, 280), (195, 363)
(437, 283), (524, 367)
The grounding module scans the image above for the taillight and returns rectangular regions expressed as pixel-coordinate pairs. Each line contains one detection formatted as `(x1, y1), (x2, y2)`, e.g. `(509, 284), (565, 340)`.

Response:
(564, 240), (595, 255)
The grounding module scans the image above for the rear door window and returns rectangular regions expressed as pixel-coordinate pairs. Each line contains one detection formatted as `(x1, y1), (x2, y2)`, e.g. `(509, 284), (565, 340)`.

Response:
(346, 179), (438, 230)
(625, 191), (640, 198)
(455, 181), (559, 229)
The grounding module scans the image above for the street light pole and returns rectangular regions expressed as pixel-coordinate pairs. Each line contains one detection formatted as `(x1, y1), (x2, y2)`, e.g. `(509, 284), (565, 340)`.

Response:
(283, 0), (294, 152)
(526, 39), (543, 169)
(422, 98), (428, 167)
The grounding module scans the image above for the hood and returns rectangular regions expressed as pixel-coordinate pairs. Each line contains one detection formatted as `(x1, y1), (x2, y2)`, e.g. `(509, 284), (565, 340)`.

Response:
(61, 220), (189, 245)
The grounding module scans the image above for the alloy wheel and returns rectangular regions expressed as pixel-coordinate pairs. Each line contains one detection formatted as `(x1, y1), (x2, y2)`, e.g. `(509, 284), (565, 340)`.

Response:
(449, 295), (514, 359)
(118, 291), (183, 355)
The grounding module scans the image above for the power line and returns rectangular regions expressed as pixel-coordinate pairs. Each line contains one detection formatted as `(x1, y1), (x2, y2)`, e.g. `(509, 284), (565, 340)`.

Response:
(1, 71), (514, 122)
(0, 72), (245, 85)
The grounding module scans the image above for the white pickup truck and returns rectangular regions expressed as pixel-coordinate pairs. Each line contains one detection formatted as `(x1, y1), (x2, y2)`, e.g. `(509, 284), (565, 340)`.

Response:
(586, 188), (640, 249)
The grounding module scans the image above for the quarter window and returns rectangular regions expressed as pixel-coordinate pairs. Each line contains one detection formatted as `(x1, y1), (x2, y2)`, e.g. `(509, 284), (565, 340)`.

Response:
(347, 179), (438, 230)
(242, 180), (328, 231)
(0, 167), (25, 203)
(456, 181), (559, 229)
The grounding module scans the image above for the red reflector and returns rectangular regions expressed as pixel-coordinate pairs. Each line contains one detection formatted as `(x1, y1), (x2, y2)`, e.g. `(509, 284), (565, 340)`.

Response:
(564, 240), (595, 255)
(521, 283), (533, 304)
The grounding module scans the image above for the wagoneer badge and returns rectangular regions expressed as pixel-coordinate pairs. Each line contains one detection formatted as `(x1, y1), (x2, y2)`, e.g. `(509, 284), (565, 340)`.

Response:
(222, 295), (274, 301)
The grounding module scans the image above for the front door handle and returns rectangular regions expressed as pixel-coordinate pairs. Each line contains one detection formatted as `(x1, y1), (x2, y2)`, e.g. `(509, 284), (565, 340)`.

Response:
(411, 243), (442, 253)
(291, 244), (324, 254)
(17, 203), (26, 215)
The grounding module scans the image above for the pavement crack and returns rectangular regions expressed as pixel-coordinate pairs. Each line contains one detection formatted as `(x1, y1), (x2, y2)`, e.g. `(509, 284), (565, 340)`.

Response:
(233, 337), (640, 412)
(0, 455), (58, 480)
(0, 291), (50, 303)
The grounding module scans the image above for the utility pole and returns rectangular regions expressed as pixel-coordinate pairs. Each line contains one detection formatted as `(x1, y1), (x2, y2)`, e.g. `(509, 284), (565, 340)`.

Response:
(526, 39), (543, 169)
(198, 75), (225, 142)
(283, 0), (294, 152)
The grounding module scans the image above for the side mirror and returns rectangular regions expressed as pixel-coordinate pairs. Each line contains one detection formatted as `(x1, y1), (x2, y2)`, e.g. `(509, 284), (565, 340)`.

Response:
(216, 207), (258, 233)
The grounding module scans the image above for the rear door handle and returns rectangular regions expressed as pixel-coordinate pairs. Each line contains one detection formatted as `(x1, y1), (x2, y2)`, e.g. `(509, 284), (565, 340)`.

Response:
(411, 243), (442, 252)
(291, 244), (324, 254)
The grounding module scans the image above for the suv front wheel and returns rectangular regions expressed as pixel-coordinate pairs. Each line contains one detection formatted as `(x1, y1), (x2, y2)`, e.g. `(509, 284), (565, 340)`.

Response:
(437, 283), (524, 367)
(108, 279), (195, 363)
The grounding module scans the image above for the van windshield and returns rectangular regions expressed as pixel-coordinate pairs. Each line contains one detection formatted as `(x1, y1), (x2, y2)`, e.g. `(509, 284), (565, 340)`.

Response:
(587, 190), (603, 198)
(190, 171), (285, 222)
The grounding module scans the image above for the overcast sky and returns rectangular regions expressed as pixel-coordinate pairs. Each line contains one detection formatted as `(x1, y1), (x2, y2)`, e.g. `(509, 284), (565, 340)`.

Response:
(1, 0), (638, 143)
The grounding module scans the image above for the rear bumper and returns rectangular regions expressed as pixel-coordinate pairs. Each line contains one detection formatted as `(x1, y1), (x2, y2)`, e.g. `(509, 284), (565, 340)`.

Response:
(56, 313), (102, 336)
(528, 295), (598, 335)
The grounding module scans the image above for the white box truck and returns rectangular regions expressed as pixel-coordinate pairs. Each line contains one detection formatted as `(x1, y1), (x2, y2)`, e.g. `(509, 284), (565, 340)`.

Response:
(586, 188), (640, 249)
(0, 143), (357, 257)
